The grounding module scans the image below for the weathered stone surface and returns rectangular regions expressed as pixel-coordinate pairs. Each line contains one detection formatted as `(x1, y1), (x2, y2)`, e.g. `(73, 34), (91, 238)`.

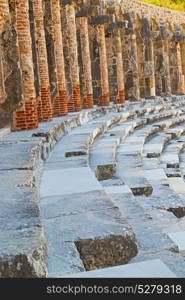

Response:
(0, 179), (47, 277)
(130, 252), (185, 278)
(43, 208), (137, 271)
(41, 190), (116, 219)
(167, 232), (185, 252)
(65, 259), (176, 278)
(40, 167), (103, 197)
(0, 141), (42, 170)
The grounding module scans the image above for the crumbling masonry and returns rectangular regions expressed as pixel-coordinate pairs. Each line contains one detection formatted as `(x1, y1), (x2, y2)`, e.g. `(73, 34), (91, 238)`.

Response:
(0, 0), (185, 130)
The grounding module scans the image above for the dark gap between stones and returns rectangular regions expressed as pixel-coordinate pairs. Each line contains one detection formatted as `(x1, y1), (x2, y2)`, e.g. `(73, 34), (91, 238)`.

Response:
(167, 207), (185, 218)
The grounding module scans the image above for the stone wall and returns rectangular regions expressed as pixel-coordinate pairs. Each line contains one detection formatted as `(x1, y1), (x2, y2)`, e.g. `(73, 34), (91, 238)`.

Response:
(120, 0), (185, 25)
(0, 0), (184, 130)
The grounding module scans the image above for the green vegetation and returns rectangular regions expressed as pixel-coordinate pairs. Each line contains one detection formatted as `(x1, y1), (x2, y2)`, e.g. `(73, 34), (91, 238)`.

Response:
(139, 0), (185, 12)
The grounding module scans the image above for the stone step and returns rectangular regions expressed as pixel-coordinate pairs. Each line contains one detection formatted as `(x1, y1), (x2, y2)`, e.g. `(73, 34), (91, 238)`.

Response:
(160, 139), (185, 178)
(106, 187), (178, 253)
(90, 137), (120, 180)
(40, 166), (138, 276)
(47, 108), (148, 168)
(167, 232), (185, 252)
(64, 259), (176, 278)
(90, 109), (184, 191)
(143, 120), (185, 158)
(130, 252), (185, 278)
(40, 167), (103, 197)
(42, 203), (138, 276)
(0, 170), (47, 277)
(89, 108), (177, 181)
(168, 177), (185, 194)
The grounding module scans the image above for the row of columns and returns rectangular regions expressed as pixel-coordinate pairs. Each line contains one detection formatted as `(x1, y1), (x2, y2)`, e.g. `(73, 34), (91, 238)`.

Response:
(0, 1), (185, 131)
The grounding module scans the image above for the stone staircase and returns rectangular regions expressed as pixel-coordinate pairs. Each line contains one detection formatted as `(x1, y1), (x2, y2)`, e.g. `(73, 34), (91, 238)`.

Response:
(1, 96), (185, 277)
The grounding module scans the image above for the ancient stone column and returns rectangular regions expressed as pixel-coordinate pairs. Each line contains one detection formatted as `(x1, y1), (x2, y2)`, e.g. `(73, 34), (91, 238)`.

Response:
(97, 24), (110, 106)
(0, 1), (23, 129)
(179, 25), (185, 93)
(28, 0), (41, 122)
(51, 0), (68, 116)
(169, 27), (185, 95)
(114, 29), (125, 103)
(137, 16), (156, 98)
(13, 0), (38, 131)
(123, 11), (140, 101)
(79, 17), (93, 109)
(43, 0), (58, 104)
(146, 39), (156, 97)
(180, 40), (185, 92)
(32, 0), (52, 122)
(153, 22), (171, 96)
(0, 0), (9, 107)
(65, 4), (81, 112)
(0, 54), (4, 106)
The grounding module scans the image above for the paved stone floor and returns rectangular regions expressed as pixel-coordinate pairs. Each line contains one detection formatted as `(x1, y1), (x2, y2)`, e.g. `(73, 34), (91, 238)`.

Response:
(1, 97), (185, 277)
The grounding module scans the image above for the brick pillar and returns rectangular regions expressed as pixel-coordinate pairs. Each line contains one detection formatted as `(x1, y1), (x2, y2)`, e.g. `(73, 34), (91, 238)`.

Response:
(13, 0), (38, 131)
(79, 17), (93, 109)
(51, 0), (68, 117)
(33, 0), (52, 122)
(115, 30), (125, 103)
(65, 4), (81, 112)
(97, 25), (110, 106)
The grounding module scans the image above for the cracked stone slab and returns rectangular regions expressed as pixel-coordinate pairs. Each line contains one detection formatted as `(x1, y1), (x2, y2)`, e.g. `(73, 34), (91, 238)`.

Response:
(47, 242), (85, 278)
(144, 169), (168, 182)
(143, 143), (164, 158)
(150, 184), (185, 210)
(163, 218), (185, 233)
(108, 123), (134, 138)
(161, 153), (180, 168)
(168, 178), (185, 194)
(40, 167), (103, 197)
(0, 169), (36, 188)
(43, 207), (138, 271)
(167, 232), (185, 251)
(118, 143), (143, 155)
(41, 190), (116, 219)
(0, 188), (47, 278)
(122, 176), (153, 196)
(110, 193), (178, 253)
(143, 157), (160, 170)
(165, 168), (182, 177)
(0, 141), (42, 170)
(45, 155), (89, 170)
(105, 185), (132, 194)
(65, 259), (176, 278)
(90, 140), (119, 180)
(100, 178), (125, 187)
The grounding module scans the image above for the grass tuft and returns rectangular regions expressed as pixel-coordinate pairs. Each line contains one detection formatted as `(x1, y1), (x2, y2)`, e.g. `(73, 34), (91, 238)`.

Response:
(139, 0), (185, 12)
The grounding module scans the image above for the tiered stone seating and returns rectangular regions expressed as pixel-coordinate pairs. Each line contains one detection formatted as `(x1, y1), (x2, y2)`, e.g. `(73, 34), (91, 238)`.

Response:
(1, 96), (185, 277)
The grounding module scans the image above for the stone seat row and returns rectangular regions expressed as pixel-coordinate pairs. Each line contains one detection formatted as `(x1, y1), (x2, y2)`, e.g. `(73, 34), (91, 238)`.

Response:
(85, 101), (185, 278)
(0, 96), (185, 277)
(40, 98), (185, 277)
